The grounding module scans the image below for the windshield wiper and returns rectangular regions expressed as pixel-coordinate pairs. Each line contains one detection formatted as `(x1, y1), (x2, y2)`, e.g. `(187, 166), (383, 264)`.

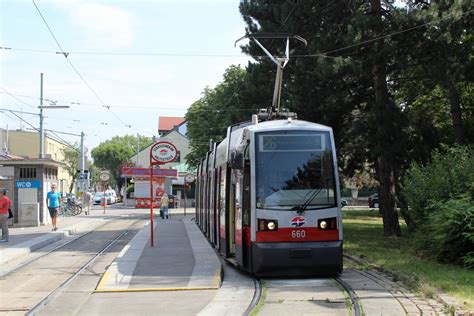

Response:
(291, 188), (323, 214)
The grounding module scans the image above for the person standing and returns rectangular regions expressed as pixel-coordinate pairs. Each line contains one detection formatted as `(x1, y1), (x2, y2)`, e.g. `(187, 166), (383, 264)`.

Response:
(46, 184), (61, 231)
(160, 193), (170, 219)
(0, 188), (12, 242)
(83, 191), (93, 215)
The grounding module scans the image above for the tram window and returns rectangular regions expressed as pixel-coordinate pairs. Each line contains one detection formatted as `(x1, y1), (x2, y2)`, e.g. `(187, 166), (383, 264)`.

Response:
(255, 131), (336, 210)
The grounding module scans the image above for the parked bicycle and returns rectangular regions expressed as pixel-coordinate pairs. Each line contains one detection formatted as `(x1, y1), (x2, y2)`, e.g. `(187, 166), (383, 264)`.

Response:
(60, 196), (82, 216)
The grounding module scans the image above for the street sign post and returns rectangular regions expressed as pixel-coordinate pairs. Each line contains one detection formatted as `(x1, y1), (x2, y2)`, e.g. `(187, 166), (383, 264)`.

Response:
(99, 171), (110, 214)
(149, 141), (178, 247)
(183, 173), (195, 216)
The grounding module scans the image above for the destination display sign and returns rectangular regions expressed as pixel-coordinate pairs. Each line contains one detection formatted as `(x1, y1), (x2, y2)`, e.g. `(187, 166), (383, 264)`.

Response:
(259, 134), (325, 152)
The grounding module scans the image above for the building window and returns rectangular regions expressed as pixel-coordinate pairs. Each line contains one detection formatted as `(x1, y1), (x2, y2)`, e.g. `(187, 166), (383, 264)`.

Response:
(19, 167), (37, 179)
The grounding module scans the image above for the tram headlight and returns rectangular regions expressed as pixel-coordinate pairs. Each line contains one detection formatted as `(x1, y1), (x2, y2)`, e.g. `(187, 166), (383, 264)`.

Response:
(267, 221), (276, 230)
(258, 218), (278, 231)
(318, 217), (338, 230)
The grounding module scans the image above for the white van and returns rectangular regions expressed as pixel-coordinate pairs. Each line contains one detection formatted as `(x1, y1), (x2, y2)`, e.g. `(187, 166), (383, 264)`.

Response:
(105, 190), (117, 204)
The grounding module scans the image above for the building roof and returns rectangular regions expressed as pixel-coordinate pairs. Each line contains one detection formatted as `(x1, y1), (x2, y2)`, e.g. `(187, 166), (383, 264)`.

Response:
(158, 116), (185, 133)
(0, 153), (24, 161)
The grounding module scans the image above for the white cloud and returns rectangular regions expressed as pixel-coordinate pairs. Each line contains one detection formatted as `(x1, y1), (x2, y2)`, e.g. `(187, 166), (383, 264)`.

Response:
(55, 1), (134, 48)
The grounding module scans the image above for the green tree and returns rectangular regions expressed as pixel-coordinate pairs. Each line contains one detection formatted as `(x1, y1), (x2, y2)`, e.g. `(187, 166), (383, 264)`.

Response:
(185, 65), (250, 167)
(62, 145), (80, 193)
(91, 134), (152, 191)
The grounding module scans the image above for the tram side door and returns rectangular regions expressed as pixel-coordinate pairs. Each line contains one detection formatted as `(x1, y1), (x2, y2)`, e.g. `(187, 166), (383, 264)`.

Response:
(228, 181), (235, 256)
(234, 170), (244, 265)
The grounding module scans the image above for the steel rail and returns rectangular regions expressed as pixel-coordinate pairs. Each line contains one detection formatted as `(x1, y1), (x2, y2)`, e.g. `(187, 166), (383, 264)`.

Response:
(244, 277), (262, 316)
(1, 216), (145, 277)
(334, 276), (361, 316)
(26, 229), (130, 316)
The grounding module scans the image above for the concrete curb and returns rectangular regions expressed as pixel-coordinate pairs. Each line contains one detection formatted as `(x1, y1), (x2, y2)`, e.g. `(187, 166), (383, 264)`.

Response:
(0, 219), (107, 266)
(184, 217), (222, 288)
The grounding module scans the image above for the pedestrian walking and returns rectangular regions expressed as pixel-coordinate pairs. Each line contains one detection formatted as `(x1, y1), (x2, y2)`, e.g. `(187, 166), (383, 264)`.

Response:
(83, 191), (93, 215)
(0, 188), (12, 242)
(46, 184), (61, 231)
(160, 193), (170, 219)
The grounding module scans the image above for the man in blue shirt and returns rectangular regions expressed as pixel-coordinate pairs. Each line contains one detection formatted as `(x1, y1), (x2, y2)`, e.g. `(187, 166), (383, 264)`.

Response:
(46, 184), (61, 231)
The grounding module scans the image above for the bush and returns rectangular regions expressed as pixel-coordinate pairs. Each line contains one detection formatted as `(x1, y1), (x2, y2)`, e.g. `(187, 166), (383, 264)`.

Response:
(126, 184), (134, 198)
(403, 146), (474, 268)
(403, 146), (474, 226)
(415, 196), (474, 268)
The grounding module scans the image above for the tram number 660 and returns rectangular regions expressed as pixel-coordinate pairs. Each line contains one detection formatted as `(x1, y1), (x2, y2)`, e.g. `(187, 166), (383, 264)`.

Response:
(291, 230), (306, 238)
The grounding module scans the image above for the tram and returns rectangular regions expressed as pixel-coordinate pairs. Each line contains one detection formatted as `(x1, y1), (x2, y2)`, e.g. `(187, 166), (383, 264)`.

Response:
(195, 114), (343, 276)
(195, 34), (343, 276)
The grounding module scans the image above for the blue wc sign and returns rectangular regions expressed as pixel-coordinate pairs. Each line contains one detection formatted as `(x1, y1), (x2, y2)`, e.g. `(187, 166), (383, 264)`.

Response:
(16, 180), (42, 189)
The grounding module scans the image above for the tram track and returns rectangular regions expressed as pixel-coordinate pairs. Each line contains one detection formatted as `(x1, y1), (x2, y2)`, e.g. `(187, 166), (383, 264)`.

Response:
(0, 217), (146, 315)
(1, 215), (147, 277)
(244, 277), (263, 316)
(334, 276), (361, 316)
(244, 275), (361, 316)
(26, 230), (130, 316)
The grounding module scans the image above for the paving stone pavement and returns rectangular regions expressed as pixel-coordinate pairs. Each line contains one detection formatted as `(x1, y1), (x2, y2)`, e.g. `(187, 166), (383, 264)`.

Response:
(348, 261), (451, 315)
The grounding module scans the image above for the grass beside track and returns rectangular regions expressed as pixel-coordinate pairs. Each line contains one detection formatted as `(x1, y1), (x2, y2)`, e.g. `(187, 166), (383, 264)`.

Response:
(343, 209), (474, 310)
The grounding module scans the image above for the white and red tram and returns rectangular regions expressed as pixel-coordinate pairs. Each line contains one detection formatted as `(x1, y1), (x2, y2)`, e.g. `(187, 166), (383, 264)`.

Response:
(195, 117), (343, 276)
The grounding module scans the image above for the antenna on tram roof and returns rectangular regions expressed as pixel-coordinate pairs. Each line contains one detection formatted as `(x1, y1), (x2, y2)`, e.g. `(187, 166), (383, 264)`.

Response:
(235, 33), (307, 121)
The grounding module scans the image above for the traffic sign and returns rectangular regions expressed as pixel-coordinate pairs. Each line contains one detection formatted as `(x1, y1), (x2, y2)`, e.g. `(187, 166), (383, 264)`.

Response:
(99, 171), (110, 182)
(185, 173), (195, 183)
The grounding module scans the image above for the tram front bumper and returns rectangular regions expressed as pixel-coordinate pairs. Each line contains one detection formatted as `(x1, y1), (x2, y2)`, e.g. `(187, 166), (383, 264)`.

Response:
(251, 241), (343, 276)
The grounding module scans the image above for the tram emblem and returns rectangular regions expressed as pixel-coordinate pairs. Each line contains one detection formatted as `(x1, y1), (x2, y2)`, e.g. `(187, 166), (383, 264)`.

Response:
(290, 216), (306, 227)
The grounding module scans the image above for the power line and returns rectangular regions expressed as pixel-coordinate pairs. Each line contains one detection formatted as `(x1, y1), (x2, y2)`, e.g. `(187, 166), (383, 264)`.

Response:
(6, 7), (470, 61)
(0, 91), (257, 113)
(31, 0), (134, 132)
(1, 88), (37, 109)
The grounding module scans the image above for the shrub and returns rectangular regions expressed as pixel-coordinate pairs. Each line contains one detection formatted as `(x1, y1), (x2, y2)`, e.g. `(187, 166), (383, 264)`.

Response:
(403, 146), (474, 226)
(403, 146), (474, 267)
(415, 196), (474, 268)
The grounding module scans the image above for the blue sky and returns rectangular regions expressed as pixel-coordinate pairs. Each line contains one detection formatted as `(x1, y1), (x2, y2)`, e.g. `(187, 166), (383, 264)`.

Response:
(0, 0), (250, 151)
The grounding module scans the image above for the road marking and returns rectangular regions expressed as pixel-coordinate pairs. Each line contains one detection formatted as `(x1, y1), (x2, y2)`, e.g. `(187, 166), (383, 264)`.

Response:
(95, 270), (110, 291)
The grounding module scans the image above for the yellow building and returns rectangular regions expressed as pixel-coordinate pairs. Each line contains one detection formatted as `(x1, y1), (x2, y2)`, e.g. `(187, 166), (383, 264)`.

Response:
(0, 129), (73, 192)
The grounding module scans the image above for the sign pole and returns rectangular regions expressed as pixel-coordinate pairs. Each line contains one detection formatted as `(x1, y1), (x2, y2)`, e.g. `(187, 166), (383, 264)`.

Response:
(149, 141), (178, 248)
(149, 163), (154, 247)
(103, 187), (106, 214)
(184, 184), (187, 216)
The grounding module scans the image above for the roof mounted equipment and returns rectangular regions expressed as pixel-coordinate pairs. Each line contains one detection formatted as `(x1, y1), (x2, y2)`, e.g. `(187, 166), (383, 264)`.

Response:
(235, 33), (307, 120)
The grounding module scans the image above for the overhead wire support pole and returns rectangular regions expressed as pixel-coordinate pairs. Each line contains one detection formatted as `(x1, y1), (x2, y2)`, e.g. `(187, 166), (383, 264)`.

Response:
(39, 73), (44, 158)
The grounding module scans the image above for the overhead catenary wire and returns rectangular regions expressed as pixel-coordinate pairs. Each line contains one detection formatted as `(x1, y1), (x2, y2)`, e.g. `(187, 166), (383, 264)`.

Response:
(31, 0), (135, 132)
(0, 91), (257, 113)
(2, 110), (78, 151)
(2, 7), (472, 60)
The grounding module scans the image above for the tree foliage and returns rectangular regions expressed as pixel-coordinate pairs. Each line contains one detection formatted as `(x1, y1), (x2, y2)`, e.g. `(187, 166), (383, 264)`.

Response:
(185, 65), (252, 166)
(62, 145), (80, 193)
(184, 0), (473, 238)
(91, 134), (152, 190)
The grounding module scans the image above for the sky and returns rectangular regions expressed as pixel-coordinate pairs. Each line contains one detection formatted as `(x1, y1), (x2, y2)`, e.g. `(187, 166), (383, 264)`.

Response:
(0, 0), (251, 154)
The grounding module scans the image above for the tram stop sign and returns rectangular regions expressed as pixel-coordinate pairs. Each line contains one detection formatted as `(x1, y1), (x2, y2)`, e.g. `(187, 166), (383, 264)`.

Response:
(150, 141), (178, 165)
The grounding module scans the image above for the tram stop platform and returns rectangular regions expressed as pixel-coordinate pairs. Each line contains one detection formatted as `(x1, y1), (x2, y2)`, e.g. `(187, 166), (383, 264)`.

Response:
(95, 215), (222, 293)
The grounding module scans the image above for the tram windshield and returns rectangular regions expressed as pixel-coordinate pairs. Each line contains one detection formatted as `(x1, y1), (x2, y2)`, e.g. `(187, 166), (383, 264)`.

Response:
(255, 130), (337, 210)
